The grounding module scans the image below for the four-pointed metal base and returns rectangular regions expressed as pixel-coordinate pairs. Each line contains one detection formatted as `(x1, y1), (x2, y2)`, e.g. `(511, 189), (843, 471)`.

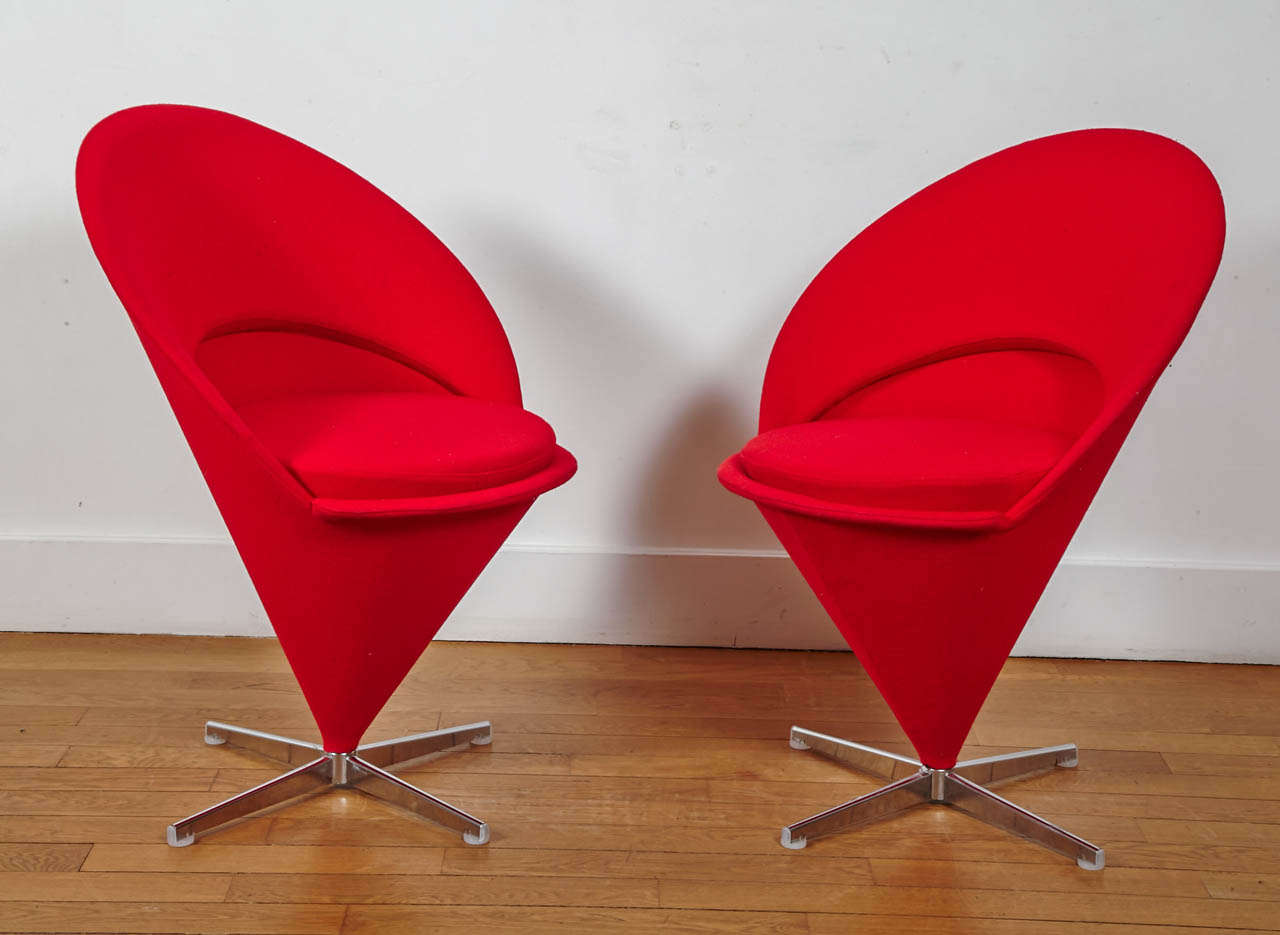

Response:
(782, 726), (1104, 869)
(166, 720), (494, 847)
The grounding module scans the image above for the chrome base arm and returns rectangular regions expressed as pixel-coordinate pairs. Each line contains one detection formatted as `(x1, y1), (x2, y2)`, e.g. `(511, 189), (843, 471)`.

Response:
(783, 726), (1103, 870)
(354, 721), (492, 769)
(781, 769), (931, 849)
(204, 720), (324, 765)
(347, 754), (489, 844)
(168, 720), (493, 847)
(166, 754), (330, 847)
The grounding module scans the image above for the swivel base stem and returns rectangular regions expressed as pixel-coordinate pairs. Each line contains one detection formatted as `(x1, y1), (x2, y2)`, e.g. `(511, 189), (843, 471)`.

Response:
(782, 726), (1104, 870)
(167, 720), (493, 847)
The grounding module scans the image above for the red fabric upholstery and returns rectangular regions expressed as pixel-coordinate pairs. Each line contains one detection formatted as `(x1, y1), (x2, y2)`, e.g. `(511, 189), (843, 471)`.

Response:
(196, 328), (454, 406)
(238, 391), (557, 500)
(720, 129), (1225, 768)
(77, 105), (576, 752)
(740, 416), (1071, 513)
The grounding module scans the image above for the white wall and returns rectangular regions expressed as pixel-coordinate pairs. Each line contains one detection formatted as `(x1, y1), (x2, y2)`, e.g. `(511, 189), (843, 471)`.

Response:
(1, 1), (1277, 659)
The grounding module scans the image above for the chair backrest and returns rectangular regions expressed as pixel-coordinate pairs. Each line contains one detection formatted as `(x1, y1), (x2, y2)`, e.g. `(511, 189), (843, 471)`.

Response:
(76, 104), (522, 408)
(759, 129), (1226, 438)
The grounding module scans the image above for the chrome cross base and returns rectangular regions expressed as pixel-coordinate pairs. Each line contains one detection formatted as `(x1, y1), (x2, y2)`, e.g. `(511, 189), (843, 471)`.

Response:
(166, 720), (493, 847)
(783, 726), (1104, 870)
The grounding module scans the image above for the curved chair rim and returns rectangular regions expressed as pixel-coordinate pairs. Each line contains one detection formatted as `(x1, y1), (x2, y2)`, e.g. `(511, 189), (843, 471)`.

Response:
(312, 446), (578, 520)
(720, 375), (1149, 533)
(718, 453), (1008, 531)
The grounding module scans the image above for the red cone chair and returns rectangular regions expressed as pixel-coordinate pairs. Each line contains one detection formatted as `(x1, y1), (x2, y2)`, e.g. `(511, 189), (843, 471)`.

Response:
(76, 105), (576, 846)
(719, 129), (1225, 868)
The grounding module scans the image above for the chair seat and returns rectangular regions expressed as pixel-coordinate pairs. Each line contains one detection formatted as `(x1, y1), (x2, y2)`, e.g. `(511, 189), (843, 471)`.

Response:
(738, 416), (1072, 513)
(237, 391), (557, 500)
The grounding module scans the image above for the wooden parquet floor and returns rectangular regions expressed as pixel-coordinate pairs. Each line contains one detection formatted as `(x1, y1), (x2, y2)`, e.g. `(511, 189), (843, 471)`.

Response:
(0, 633), (1277, 933)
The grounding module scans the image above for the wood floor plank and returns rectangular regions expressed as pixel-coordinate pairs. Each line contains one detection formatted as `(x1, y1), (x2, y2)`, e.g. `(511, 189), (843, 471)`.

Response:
(0, 705), (86, 727)
(224, 871), (660, 907)
(971, 724), (1280, 756)
(0, 668), (307, 706)
(0, 843), (88, 871)
(786, 691), (1280, 737)
(1202, 871), (1280, 900)
(1137, 818), (1280, 845)
(806, 918), (1278, 935)
(450, 731), (897, 758)
(341, 905), (1280, 935)
(341, 905), (812, 934)
(2, 724), (245, 747)
(1102, 842), (1280, 873)
(0, 870), (229, 901)
(441, 846), (874, 885)
(55, 744), (306, 769)
(76, 705), (322, 730)
(0, 633), (294, 673)
(425, 641), (814, 684)
(658, 879), (1280, 928)
(698, 773), (1280, 806)
(1007, 790), (1280, 823)
(865, 857), (1206, 897)
(0, 767), (215, 792)
(1161, 751), (1280, 777)
(0, 790), (253, 817)
(81, 843), (445, 875)
(0, 746), (66, 767)
(0, 634), (1274, 933)
(439, 710), (911, 744)
(69, 707), (439, 740)
(0, 900), (345, 933)
(0, 813), (265, 844)
(561, 749), (1170, 781)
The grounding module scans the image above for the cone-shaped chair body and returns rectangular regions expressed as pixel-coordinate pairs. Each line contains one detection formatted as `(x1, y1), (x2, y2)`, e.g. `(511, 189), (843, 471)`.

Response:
(720, 129), (1224, 768)
(77, 105), (576, 753)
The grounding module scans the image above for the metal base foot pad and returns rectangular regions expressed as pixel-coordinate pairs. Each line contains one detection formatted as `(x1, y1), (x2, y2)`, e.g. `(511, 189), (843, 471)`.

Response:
(167, 720), (494, 847)
(784, 727), (1104, 869)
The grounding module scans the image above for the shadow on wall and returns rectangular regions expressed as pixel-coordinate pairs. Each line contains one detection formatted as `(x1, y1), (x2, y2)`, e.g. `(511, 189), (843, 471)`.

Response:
(455, 215), (834, 648)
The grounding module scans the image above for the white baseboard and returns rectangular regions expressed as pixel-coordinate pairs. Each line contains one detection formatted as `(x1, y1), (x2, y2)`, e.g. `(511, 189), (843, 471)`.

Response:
(0, 535), (1276, 663)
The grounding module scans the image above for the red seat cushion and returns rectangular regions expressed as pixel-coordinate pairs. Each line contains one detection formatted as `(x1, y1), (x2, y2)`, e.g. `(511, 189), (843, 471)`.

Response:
(237, 391), (557, 500)
(739, 416), (1072, 513)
